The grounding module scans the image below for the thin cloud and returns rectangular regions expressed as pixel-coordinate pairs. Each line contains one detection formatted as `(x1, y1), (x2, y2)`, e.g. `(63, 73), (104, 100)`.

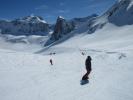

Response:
(83, 1), (111, 9)
(59, 2), (65, 6)
(35, 5), (48, 10)
(44, 15), (54, 18)
(58, 9), (70, 13)
(85, 0), (109, 4)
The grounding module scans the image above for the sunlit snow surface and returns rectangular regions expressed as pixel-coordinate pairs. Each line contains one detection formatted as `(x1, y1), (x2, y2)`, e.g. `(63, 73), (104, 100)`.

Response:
(0, 23), (133, 100)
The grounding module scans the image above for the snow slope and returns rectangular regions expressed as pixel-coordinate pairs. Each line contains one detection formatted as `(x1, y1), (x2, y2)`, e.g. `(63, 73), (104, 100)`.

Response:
(87, 0), (133, 34)
(40, 23), (133, 54)
(0, 23), (133, 100)
(0, 0), (133, 99)
(0, 34), (49, 52)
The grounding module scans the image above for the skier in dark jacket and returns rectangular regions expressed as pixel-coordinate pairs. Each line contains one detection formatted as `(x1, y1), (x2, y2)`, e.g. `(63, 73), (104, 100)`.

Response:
(50, 59), (53, 65)
(82, 56), (92, 80)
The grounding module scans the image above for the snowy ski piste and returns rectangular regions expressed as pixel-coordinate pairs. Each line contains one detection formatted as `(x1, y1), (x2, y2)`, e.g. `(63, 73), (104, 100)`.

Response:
(0, 23), (133, 100)
(1, 0), (133, 99)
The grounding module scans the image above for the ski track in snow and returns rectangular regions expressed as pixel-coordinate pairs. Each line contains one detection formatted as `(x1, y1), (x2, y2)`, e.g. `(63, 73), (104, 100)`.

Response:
(0, 9), (133, 99)
(0, 46), (133, 100)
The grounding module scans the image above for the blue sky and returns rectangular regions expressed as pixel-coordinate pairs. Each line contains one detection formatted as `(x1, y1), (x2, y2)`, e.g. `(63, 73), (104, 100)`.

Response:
(0, 0), (116, 23)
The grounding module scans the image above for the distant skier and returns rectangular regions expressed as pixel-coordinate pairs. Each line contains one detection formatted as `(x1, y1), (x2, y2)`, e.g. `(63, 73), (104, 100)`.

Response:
(82, 56), (92, 80)
(50, 59), (53, 65)
(81, 52), (85, 55)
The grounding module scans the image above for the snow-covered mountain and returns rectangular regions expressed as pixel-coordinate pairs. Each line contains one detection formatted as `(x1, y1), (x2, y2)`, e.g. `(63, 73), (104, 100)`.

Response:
(71, 14), (98, 27)
(108, 0), (133, 26)
(0, 15), (49, 36)
(0, 14), (97, 46)
(0, 0), (133, 100)
(0, 27), (49, 52)
(45, 0), (133, 46)
(45, 14), (97, 46)
(50, 16), (75, 40)
(88, 0), (133, 33)
(0, 16), (133, 100)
